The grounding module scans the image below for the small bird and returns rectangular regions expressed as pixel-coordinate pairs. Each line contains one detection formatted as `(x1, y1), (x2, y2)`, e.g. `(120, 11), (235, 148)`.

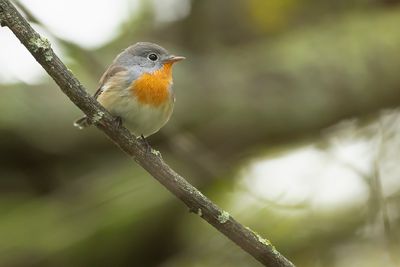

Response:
(74, 42), (185, 140)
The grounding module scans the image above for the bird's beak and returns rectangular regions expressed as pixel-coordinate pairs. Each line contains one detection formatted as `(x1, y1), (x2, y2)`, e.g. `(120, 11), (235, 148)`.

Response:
(163, 55), (186, 63)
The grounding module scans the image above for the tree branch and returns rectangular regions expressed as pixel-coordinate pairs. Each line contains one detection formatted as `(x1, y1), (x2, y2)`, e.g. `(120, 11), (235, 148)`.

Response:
(0, 1), (294, 266)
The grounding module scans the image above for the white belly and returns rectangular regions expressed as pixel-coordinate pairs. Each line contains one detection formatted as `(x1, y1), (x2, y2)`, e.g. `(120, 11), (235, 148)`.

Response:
(99, 92), (174, 137)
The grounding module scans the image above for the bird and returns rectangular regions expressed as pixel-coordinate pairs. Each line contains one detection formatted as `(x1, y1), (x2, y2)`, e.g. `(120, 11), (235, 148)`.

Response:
(73, 42), (185, 141)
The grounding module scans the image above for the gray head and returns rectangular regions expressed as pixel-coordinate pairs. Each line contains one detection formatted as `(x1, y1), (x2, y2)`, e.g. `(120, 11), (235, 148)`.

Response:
(114, 42), (185, 74)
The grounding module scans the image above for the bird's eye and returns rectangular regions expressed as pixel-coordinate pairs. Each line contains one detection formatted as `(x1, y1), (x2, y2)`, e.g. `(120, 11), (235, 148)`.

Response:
(148, 53), (158, 61)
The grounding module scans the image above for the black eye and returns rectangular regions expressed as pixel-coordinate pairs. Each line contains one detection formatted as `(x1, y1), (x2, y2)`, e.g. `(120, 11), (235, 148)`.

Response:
(148, 53), (158, 61)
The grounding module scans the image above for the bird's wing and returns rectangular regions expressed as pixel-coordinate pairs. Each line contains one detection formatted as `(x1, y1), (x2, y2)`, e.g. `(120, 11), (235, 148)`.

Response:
(94, 64), (128, 99)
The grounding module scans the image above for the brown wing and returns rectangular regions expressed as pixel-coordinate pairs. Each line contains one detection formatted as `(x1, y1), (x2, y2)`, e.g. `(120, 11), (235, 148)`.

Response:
(93, 65), (128, 99)
(74, 65), (128, 129)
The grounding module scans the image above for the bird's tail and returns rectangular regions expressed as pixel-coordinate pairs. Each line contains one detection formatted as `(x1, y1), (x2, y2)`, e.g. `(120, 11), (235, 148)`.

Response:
(73, 116), (91, 129)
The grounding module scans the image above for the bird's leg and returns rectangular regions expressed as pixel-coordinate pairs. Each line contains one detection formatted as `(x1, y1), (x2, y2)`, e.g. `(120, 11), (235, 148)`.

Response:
(139, 134), (152, 153)
(114, 116), (123, 127)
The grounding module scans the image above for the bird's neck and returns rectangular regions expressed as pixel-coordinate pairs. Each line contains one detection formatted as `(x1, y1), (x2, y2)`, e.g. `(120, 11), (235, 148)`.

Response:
(131, 63), (173, 106)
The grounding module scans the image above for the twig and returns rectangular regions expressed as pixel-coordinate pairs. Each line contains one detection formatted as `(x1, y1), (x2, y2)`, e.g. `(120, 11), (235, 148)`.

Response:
(0, 1), (295, 266)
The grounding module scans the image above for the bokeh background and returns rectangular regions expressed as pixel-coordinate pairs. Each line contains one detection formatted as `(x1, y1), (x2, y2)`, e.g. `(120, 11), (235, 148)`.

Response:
(1, 0), (400, 266)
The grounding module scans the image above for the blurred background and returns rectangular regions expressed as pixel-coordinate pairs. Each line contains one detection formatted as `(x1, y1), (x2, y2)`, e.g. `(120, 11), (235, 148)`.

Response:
(1, 0), (400, 266)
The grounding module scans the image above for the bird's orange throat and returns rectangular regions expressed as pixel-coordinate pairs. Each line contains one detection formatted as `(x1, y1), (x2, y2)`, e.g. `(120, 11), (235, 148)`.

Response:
(131, 63), (173, 106)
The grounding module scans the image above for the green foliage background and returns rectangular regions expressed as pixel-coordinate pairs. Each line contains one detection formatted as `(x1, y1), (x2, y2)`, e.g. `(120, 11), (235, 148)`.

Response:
(1, 0), (400, 266)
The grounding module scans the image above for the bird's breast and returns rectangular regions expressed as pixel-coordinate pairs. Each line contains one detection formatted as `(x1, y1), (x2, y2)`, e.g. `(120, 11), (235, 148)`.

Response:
(130, 63), (173, 107)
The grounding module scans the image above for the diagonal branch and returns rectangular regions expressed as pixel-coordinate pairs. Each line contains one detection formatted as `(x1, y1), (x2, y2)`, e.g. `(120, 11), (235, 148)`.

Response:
(0, 1), (295, 266)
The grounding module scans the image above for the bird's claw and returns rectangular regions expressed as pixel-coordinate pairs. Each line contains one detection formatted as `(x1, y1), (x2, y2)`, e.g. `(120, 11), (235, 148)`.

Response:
(114, 116), (123, 127)
(139, 134), (152, 153)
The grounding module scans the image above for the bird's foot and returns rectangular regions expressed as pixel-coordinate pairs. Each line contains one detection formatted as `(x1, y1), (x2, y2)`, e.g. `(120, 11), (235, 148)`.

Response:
(114, 116), (123, 128)
(138, 134), (152, 153)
